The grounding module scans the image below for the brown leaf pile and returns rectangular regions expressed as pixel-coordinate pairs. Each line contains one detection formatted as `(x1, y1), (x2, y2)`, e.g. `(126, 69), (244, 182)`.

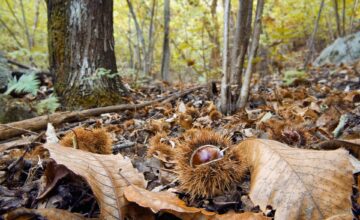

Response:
(4, 208), (87, 220)
(1, 64), (360, 219)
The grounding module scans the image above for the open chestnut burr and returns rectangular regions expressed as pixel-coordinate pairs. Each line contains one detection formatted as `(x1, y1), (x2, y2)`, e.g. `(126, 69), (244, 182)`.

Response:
(175, 129), (247, 200)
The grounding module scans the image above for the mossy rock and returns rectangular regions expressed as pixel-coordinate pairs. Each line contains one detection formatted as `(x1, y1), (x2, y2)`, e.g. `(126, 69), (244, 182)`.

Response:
(314, 31), (360, 66)
(0, 55), (12, 93)
(0, 95), (38, 123)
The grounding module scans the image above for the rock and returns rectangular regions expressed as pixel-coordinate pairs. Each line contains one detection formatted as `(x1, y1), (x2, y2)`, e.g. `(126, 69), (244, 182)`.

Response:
(314, 31), (360, 66)
(0, 55), (12, 93)
(0, 95), (38, 123)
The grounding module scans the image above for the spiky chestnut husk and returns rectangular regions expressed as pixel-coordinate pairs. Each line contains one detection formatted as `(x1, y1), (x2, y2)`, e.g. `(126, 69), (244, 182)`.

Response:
(147, 132), (175, 162)
(176, 129), (247, 200)
(60, 127), (112, 154)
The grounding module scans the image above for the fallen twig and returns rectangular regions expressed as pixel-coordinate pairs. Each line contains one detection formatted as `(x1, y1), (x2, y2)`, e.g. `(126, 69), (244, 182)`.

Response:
(0, 85), (205, 141)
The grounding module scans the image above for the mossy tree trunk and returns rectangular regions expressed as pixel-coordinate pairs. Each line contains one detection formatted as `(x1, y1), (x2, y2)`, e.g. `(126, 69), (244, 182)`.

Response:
(47, 0), (127, 110)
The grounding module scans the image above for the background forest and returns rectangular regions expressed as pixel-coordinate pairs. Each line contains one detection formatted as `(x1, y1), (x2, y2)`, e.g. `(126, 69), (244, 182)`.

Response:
(2, 1), (360, 219)
(1, 0), (359, 82)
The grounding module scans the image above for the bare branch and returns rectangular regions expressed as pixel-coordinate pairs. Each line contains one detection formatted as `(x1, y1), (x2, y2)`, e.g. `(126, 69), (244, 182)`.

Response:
(0, 16), (23, 48)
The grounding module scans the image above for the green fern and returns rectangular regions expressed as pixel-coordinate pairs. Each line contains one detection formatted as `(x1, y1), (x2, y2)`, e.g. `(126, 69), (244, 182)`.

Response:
(36, 95), (60, 114)
(5, 72), (40, 95)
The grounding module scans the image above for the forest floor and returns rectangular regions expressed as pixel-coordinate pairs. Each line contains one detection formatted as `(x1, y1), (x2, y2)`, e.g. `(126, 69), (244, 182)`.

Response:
(1, 63), (360, 219)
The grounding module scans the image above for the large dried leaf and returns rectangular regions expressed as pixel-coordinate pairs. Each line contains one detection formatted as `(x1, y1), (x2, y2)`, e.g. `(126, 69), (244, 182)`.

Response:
(43, 143), (146, 220)
(124, 185), (269, 220)
(238, 139), (354, 220)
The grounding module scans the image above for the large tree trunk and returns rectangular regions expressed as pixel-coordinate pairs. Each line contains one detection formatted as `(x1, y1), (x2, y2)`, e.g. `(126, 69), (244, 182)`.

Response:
(161, 0), (170, 81)
(47, 0), (126, 110)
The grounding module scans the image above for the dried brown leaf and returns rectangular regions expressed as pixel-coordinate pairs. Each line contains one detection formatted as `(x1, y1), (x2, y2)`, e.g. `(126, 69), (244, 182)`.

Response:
(43, 143), (146, 220)
(315, 139), (360, 160)
(124, 185), (269, 220)
(238, 139), (354, 220)
(4, 208), (87, 220)
(38, 160), (82, 199)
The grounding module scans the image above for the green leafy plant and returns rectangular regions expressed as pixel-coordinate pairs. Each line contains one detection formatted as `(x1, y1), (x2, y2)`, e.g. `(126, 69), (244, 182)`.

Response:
(283, 70), (308, 85)
(5, 72), (40, 95)
(35, 95), (60, 114)
(86, 68), (119, 81)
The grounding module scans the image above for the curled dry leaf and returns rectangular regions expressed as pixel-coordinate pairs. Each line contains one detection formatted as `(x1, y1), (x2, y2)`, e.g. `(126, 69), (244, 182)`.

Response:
(124, 185), (269, 220)
(315, 139), (360, 160)
(43, 143), (146, 220)
(237, 139), (354, 220)
(4, 208), (86, 220)
(38, 160), (83, 199)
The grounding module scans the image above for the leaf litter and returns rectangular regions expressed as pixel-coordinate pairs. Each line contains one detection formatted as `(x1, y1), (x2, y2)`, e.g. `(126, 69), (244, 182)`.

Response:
(1, 65), (360, 219)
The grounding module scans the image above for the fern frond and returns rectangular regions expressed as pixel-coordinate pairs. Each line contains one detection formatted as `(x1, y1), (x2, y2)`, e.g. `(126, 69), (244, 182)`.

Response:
(5, 72), (40, 95)
(36, 95), (60, 114)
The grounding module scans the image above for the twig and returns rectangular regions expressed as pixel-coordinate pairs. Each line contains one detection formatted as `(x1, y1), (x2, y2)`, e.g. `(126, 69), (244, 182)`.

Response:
(0, 124), (38, 136)
(0, 85), (206, 141)
(6, 132), (43, 170)
(113, 142), (136, 151)
(7, 58), (33, 70)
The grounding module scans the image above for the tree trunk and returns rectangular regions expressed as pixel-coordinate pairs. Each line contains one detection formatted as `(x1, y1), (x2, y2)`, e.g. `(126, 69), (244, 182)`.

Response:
(220, 0), (231, 115)
(342, 0), (346, 36)
(237, 0), (265, 109)
(230, 0), (245, 82)
(161, 0), (170, 81)
(350, 0), (359, 34)
(230, 0), (253, 88)
(209, 0), (221, 69)
(147, 0), (157, 75)
(234, 0), (253, 92)
(126, 0), (148, 75)
(304, 0), (325, 68)
(127, 13), (134, 68)
(333, 0), (342, 37)
(47, 0), (127, 110)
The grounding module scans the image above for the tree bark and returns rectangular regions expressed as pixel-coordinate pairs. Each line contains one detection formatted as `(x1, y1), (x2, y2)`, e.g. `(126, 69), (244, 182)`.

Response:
(237, 0), (265, 109)
(47, 0), (126, 110)
(161, 0), (170, 81)
(220, 0), (231, 115)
